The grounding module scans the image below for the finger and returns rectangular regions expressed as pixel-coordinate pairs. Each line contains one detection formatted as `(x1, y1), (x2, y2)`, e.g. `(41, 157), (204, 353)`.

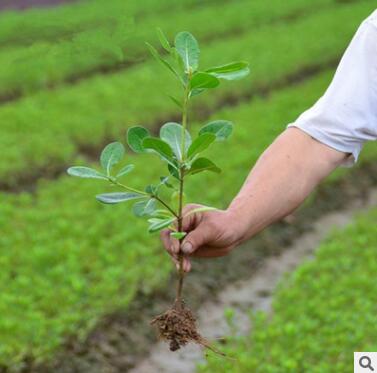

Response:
(171, 256), (179, 270)
(183, 257), (191, 272)
(160, 229), (174, 254)
(170, 235), (180, 254)
(181, 204), (203, 232)
(171, 256), (191, 272)
(181, 224), (209, 255)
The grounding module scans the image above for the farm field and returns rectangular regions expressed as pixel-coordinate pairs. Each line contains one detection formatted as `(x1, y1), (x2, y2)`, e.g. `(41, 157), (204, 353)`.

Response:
(200, 206), (377, 373)
(1, 0), (377, 186)
(0, 0), (376, 372)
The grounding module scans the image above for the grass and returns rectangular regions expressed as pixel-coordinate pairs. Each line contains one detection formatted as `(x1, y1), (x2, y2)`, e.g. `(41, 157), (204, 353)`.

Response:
(1, 68), (376, 369)
(1, 0), (376, 184)
(0, 0), (335, 98)
(199, 207), (377, 373)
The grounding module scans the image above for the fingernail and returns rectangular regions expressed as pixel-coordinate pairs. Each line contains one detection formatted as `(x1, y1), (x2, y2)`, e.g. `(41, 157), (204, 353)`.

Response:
(182, 242), (192, 254)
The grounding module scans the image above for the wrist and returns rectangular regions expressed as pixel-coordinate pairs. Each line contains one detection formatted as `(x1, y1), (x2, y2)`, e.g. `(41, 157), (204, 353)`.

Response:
(224, 205), (250, 245)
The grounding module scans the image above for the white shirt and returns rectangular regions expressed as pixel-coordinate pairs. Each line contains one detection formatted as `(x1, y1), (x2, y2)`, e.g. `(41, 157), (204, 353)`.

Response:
(288, 10), (377, 166)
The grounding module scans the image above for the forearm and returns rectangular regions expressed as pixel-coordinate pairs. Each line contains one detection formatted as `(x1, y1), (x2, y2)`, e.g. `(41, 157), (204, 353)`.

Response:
(227, 127), (347, 242)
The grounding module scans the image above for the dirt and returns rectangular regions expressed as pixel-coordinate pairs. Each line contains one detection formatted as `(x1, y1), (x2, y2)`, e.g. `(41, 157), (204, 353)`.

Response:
(151, 300), (206, 353)
(20, 161), (377, 373)
(131, 188), (377, 373)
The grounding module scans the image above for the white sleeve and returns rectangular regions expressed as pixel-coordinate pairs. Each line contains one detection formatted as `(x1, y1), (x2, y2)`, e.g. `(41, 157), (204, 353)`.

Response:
(288, 14), (377, 166)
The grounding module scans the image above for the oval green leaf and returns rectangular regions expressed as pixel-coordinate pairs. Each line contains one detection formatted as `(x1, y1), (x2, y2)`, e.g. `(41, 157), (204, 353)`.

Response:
(100, 142), (125, 175)
(157, 27), (171, 52)
(142, 137), (176, 166)
(160, 122), (191, 161)
(174, 31), (200, 72)
(198, 120), (233, 141)
(187, 133), (216, 159)
(190, 72), (219, 90)
(133, 198), (157, 217)
(187, 157), (221, 175)
(96, 192), (144, 204)
(168, 163), (180, 179)
(170, 232), (187, 240)
(67, 166), (107, 180)
(206, 61), (250, 80)
(148, 217), (176, 233)
(116, 164), (134, 178)
(146, 42), (180, 80)
(127, 126), (150, 153)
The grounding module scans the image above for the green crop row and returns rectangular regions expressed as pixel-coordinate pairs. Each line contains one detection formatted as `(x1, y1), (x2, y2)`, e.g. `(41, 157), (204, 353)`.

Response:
(199, 207), (377, 373)
(1, 0), (375, 185)
(0, 0), (216, 47)
(0, 0), (336, 99)
(1, 69), (376, 370)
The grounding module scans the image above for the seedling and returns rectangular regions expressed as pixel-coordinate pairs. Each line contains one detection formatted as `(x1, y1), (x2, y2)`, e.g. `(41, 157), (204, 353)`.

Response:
(67, 29), (249, 353)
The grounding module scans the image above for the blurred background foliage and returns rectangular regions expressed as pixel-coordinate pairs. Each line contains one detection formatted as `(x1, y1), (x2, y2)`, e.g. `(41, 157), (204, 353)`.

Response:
(0, 0), (376, 371)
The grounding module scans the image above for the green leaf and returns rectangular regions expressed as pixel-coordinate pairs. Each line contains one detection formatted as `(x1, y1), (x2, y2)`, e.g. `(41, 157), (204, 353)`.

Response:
(96, 192), (144, 204)
(142, 137), (176, 166)
(190, 72), (220, 90)
(168, 163), (180, 179)
(168, 94), (182, 109)
(171, 232), (187, 240)
(172, 47), (185, 72)
(116, 164), (134, 178)
(187, 133), (216, 158)
(67, 166), (107, 180)
(148, 217), (176, 233)
(189, 88), (205, 98)
(133, 198), (157, 217)
(146, 42), (180, 80)
(199, 120), (233, 141)
(160, 122), (191, 161)
(206, 61), (250, 80)
(160, 176), (174, 189)
(100, 142), (125, 176)
(187, 157), (221, 175)
(145, 184), (157, 195)
(174, 31), (200, 72)
(127, 126), (150, 153)
(151, 209), (173, 218)
(156, 27), (171, 52)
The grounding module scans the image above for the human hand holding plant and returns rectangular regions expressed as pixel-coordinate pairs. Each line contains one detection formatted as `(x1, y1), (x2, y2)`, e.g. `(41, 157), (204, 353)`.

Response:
(161, 204), (245, 272)
(67, 28), (249, 353)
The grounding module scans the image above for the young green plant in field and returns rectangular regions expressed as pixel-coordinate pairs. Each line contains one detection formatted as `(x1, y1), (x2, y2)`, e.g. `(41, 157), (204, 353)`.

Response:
(67, 29), (249, 352)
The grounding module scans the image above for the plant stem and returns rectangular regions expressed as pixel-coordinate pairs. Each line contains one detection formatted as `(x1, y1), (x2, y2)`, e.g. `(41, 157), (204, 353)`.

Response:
(176, 76), (191, 306)
(112, 180), (147, 196)
(153, 195), (179, 218)
(114, 179), (178, 218)
(176, 168), (185, 305)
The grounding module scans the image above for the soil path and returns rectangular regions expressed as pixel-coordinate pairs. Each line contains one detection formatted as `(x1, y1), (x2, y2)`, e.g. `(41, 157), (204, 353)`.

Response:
(131, 188), (377, 373)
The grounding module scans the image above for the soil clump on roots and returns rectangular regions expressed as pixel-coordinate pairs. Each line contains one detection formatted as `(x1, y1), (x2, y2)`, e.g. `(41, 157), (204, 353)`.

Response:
(151, 300), (224, 355)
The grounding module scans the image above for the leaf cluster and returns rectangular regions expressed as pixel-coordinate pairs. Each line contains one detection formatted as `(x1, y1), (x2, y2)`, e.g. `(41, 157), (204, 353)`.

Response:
(68, 29), (249, 234)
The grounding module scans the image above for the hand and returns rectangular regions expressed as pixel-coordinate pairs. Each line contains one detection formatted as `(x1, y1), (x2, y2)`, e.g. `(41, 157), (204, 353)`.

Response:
(160, 204), (244, 272)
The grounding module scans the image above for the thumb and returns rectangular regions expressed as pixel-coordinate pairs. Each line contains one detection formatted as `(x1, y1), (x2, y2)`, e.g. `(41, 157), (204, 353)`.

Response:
(181, 224), (208, 255)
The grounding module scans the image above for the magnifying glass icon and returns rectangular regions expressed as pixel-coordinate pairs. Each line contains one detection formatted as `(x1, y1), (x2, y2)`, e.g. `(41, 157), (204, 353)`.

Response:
(360, 356), (375, 371)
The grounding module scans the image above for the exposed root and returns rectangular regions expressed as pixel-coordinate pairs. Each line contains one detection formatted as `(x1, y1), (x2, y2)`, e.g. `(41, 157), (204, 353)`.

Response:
(150, 300), (226, 357)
